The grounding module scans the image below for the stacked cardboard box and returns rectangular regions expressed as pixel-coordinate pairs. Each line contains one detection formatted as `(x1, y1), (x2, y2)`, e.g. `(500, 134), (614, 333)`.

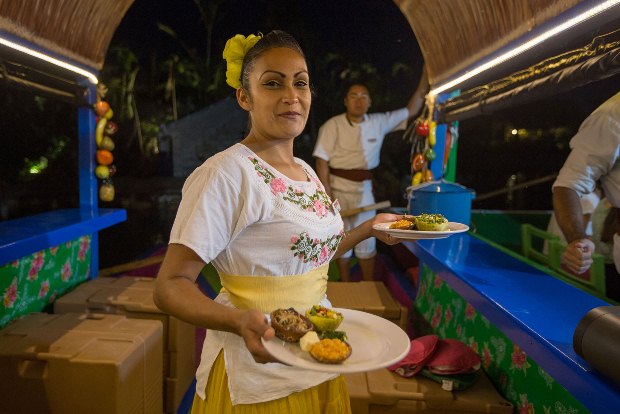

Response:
(0, 312), (162, 414)
(327, 281), (408, 330)
(54, 276), (195, 413)
(345, 368), (513, 414)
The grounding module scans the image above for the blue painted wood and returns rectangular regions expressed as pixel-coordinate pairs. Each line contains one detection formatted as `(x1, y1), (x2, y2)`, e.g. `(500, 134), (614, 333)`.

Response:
(0, 208), (126, 266)
(78, 82), (100, 274)
(405, 235), (620, 413)
(78, 83), (98, 215)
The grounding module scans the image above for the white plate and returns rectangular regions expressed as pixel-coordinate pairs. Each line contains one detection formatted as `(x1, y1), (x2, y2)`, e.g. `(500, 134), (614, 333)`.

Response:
(372, 221), (469, 240)
(261, 308), (410, 373)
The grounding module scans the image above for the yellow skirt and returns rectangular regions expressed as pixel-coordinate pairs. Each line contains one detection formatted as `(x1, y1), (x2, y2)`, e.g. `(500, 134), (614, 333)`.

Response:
(191, 351), (352, 414)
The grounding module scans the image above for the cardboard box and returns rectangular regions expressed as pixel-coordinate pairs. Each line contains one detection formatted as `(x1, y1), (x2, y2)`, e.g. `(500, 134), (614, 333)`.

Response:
(345, 368), (513, 414)
(0, 312), (163, 414)
(344, 369), (514, 414)
(327, 281), (408, 330)
(53, 276), (195, 413)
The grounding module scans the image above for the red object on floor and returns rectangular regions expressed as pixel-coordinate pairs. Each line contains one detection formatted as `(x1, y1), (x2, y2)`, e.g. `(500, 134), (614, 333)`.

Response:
(389, 334), (439, 377)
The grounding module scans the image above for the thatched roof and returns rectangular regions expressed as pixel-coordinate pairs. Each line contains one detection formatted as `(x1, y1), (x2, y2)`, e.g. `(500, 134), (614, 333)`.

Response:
(0, 0), (603, 93)
(0, 0), (134, 70)
(395, 0), (583, 86)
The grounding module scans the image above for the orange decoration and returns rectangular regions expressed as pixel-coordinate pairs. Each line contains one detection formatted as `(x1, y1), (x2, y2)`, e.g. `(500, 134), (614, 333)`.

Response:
(423, 169), (434, 182)
(95, 101), (111, 117)
(96, 149), (114, 165)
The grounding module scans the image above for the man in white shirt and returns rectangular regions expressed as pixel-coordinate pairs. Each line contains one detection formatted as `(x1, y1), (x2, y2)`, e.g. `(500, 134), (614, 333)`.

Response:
(553, 90), (620, 300)
(313, 70), (428, 281)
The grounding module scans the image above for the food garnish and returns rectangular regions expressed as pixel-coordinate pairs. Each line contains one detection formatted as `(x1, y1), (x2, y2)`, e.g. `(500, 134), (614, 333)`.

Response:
(320, 330), (348, 342)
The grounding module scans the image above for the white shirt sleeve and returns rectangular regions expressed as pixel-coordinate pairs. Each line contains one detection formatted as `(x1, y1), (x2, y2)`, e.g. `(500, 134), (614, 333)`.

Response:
(553, 108), (620, 197)
(169, 165), (251, 263)
(377, 107), (409, 136)
(313, 119), (337, 161)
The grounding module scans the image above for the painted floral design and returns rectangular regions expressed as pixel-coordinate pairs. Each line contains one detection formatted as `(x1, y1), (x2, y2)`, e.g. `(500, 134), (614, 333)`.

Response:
(482, 343), (493, 369)
(78, 236), (90, 262)
(249, 157), (333, 217)
(431, 304), (442, 328)
(444, 305), (453, 324)
(511, 345), (531, 372)
(28, 251), (45, 281)
(290, 231), (343, 265)
(38, 280), (50, 298)
(3, 277), (18, 308)
(61, 260), (72, 282)
(518, 394), (534, 414)
(465, 302), (476, 320)
(1, 237), (91, 329)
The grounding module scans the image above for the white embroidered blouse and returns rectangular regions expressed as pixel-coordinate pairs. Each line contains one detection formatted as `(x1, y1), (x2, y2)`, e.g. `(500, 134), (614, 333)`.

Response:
(168, 143), (345, 404)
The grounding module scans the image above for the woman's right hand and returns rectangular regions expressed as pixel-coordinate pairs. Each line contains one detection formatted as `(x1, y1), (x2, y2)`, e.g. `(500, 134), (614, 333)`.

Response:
(237, 309), (278, 363)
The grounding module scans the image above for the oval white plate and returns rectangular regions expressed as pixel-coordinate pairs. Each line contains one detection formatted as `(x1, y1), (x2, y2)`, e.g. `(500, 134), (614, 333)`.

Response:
(262, 308), (410, 373)
(372, 221), (469, 240)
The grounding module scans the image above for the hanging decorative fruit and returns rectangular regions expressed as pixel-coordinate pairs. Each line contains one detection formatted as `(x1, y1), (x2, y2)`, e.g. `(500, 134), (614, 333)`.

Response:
(424, 148), (436, 162)
(93, 82), (117, 202)
(411, 171), (422, 186)
(412, 153), (426, 172)
(428, 121), (437, 147)
(99, 179), (115, 202)
(423, 169), (434, 182)
(409, 94), (442, 187)
(95, 100), (110, 117)
(416, 121), (429, 137)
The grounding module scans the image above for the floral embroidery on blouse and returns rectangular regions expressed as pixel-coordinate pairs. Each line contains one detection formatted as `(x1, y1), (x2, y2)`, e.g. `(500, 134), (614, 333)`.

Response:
(249, 157), (333, 217)
(290, 231), (343, 265)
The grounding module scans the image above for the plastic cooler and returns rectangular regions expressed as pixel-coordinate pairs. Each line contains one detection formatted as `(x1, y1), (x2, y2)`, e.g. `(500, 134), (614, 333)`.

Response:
(0, 312), (163, 414)
(345, 368), (513, 413)
(326, 281), (408, 330)
(408, 181), (475, 225)
(53, 276), (195, 413)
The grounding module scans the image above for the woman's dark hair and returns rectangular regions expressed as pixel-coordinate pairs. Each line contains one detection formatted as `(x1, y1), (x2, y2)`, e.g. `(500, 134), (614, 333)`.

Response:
(240, 30), (305, 90)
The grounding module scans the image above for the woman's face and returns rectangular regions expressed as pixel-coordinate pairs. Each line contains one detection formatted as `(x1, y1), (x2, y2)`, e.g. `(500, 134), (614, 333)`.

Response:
(241, 47), (311, 140)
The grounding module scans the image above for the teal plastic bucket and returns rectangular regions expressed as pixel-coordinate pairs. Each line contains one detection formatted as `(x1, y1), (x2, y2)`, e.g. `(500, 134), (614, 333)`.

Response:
(408, 181), (476, 225)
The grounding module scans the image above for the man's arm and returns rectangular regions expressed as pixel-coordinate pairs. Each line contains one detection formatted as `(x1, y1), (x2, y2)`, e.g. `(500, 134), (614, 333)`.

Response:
(553, 186), (595, 273)
(315, 157), (333, 200)
(554, 186), (587, 242)
(406, 65), (429, 118)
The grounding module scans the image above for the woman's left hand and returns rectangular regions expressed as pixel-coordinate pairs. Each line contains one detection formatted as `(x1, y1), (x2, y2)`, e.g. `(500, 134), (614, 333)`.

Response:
(371, 213), (405, 245)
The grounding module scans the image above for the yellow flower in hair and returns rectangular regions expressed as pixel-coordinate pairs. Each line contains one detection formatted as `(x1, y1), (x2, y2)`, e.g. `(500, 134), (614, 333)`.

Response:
(222, 34), (262, 89)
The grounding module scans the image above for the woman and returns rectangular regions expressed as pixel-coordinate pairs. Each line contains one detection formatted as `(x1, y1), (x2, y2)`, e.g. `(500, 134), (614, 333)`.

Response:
(154, 30), (403, 413)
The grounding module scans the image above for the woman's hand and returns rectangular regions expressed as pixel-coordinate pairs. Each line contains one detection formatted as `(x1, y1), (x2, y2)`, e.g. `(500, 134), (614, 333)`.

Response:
(371, 213), (406, 245)
(237, 309), (278, 363)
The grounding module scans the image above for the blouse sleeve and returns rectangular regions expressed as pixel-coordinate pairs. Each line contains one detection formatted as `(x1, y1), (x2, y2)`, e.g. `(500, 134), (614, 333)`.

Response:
(168, 164), (261, 263)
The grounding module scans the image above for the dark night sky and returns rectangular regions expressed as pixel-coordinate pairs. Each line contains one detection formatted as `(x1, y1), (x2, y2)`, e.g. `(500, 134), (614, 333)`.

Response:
(112, 0), (422, 79)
